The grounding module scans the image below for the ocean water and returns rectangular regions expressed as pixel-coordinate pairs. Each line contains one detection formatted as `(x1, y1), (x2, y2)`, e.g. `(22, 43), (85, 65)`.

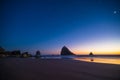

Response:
(38, 55), (120, 65)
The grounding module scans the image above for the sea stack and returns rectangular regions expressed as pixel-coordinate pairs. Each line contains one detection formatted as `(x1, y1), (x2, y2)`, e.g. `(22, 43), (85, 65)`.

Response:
(89, 52), (94, 56)
(61, 46), (75, 55)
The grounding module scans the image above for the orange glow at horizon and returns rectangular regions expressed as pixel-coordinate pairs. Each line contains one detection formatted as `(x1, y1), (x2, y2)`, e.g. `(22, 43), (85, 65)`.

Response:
(71, 39), (120, 55)
(73, 50), (120, 55)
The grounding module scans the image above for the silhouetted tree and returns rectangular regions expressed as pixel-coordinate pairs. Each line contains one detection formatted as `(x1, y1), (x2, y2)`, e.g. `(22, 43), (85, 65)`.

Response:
(11, 50), (21, 56)
(0, 46), (5, 52)
(5, 51), (11, 56)
(0, 47), (6, 57)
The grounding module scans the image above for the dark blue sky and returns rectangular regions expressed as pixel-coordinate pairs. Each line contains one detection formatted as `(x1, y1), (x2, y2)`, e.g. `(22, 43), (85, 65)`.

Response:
(1, 0), (120, 54)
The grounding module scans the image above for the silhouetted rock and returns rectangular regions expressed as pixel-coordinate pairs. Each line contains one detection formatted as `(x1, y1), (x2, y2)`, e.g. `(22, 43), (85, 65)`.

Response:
(89, 52), (94, 56)
(35, 50), (41, 58)
(61, 46), (75, 55)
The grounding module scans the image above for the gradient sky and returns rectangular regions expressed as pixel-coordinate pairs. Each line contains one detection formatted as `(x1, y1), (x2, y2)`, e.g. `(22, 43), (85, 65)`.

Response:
(0, 0), (120, 55)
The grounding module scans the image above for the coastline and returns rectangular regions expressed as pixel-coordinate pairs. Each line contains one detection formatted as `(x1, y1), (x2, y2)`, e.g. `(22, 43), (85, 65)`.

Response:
(0, 58), (120, 80)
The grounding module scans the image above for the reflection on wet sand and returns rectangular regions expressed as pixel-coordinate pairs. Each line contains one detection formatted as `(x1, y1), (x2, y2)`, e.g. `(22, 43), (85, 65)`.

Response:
(90, 58), (94, 61)
(74, 57), (120, 65)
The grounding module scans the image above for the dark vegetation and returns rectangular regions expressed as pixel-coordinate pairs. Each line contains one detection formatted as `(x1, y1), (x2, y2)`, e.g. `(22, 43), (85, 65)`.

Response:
(0, 47), (33, 58)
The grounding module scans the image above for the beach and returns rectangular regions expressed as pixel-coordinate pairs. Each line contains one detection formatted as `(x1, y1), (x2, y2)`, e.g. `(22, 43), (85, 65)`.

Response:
(0, 58), (120, 80)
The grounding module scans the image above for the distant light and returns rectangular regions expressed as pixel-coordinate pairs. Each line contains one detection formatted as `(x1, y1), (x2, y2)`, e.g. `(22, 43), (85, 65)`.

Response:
(113, 11), (117, 14)
(113, 9), (120, 14)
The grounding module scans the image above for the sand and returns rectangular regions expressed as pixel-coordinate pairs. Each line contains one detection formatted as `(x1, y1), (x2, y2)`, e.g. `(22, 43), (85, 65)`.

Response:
(0, 58), (120, 80)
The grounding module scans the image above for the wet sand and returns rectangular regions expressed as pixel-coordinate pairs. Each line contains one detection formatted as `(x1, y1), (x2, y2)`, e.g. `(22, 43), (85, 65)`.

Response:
(0, 58), (120, 80)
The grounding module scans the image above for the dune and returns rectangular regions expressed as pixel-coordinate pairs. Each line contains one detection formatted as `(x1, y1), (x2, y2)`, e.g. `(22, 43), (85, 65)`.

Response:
(0, 58), (120, 80)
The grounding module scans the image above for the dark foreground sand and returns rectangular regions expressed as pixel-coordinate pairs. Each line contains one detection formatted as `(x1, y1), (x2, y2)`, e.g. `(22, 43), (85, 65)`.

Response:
(0, 58), (120, 80)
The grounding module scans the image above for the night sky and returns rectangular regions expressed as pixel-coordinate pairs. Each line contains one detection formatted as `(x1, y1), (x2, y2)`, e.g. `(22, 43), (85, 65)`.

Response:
(1, 0), (120, 55)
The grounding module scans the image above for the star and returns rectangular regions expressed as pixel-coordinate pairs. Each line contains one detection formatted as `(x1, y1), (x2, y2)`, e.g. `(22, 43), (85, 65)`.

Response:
(113, 9), (120, 14)
(113, 11), (117, 14)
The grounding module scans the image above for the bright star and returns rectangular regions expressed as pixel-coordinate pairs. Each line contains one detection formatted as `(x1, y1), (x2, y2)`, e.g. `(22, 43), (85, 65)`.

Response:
(113, 11), (117, 14)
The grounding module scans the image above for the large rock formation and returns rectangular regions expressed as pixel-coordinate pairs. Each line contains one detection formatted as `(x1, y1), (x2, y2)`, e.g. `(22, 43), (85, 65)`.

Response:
(61, 46), (75, 55)
(35, 50), (41, 58)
